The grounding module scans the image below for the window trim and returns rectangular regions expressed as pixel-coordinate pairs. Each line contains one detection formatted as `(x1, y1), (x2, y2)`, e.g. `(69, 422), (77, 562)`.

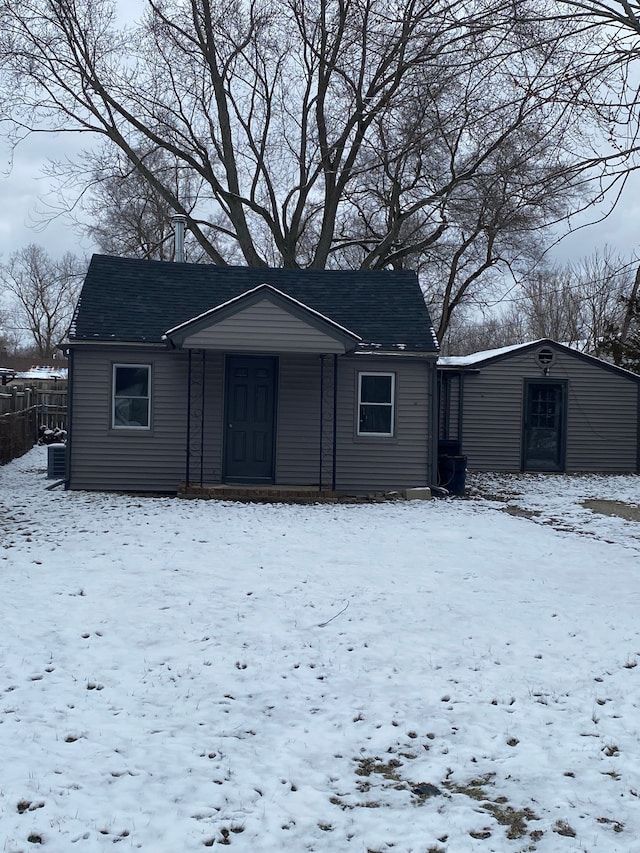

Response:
(357, 371), (395, 437)
(112, 363), (151, 430)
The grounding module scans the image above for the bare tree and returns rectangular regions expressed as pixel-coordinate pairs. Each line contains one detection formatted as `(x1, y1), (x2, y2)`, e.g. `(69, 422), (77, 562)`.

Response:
(442, 247), (634, 354)
(1, 245), (83, 357)
(75, 144), (218, 262)
(515, 268), (585, 345)
(514, 251), (631, 350)
(0, 304), (20, 358)
(0, 0), (602, 337)
(570, 249), (633, 348)
(539, 0), (640, 207)
(595, 259), (640, 370)
(441, 309), (529, 356)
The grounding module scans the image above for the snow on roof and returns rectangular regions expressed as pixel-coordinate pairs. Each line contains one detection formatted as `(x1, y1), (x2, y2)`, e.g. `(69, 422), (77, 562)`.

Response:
(438, 340), (546, 367)
(15, 365), (68, 380)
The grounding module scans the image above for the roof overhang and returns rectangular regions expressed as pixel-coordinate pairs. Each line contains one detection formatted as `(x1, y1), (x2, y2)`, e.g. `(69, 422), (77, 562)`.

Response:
(353, 349), (438, 359)
(62, 340), (166, 353)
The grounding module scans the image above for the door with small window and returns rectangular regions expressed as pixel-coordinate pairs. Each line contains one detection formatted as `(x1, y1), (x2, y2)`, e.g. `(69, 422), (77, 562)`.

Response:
(522, 380), (566, 472)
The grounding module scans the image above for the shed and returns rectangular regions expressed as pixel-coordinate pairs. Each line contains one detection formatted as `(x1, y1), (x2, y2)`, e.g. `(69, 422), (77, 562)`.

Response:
(439, 339), (640, 473)
(62, 255), (440, 494)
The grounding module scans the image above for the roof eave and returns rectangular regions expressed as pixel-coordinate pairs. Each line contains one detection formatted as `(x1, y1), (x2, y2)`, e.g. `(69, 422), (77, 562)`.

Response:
(353, 348), (438, 358)
(65, 338), (165, 348)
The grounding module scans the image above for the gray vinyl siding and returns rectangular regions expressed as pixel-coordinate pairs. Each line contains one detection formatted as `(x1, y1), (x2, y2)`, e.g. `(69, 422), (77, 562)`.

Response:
(69, 346), (189, 491)
(335, 357), (433, 492)
(70, 348), (435, 493)
(182, 299), (346, 353)
(452, 347), (640, 473)
(200, 353), (224, 483)
(275, 355), (323, 484)
(564, 363), (638, 472)
(457, 366), (524, 472)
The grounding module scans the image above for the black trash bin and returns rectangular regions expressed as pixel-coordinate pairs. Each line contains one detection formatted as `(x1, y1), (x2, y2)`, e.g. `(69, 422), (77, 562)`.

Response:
(438, 439), (462, 457)
(437, 454), (467, 495)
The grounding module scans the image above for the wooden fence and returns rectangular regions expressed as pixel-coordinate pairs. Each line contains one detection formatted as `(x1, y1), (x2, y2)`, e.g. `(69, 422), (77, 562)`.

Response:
(0, 385), (68, 465)
(36, 388), (68, 432)
(0, 406), (38, 465)
(0, 385), (34, 416)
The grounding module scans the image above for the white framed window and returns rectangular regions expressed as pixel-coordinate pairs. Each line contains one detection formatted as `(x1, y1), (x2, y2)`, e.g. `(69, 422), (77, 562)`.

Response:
(357, 372), (395, 436)
(112, 364), (151, 429)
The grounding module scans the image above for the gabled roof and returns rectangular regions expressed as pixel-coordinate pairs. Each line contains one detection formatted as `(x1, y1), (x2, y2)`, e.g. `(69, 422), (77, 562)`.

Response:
(68, 255), (439, 354)
(439, 338), (640, 382)
(164, 283), (362, 351)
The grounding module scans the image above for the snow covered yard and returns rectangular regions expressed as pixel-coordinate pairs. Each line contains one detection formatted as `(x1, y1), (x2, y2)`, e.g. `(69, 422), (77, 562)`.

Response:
(2, 448), (640, 853)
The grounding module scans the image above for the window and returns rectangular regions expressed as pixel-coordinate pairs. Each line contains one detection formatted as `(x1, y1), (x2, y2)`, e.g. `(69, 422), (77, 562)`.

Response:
(112, 364), (151, 429)
(357, 372), (395, 436)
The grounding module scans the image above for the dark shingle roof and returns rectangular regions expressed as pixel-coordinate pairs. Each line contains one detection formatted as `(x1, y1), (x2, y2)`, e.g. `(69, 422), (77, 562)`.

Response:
(69, 255), (439, 353)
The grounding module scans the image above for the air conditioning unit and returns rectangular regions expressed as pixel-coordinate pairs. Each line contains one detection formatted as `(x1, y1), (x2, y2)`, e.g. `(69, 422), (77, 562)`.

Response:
(47, 443), (67, 479)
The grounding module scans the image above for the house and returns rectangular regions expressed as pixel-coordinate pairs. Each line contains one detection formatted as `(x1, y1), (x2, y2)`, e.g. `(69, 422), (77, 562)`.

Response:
(0, 368), (15, 386)
(15, 365), (68, 386)
(62, 255), (440, 494)
(438, 339), (640, 473)
(0, 357), (68, 388)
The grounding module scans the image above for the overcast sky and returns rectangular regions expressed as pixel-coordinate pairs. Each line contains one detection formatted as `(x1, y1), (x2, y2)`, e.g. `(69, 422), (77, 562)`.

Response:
(0, 132), (95, 262)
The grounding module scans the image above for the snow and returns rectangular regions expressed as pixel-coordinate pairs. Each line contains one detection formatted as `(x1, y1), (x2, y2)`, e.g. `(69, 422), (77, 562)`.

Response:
(14, 366), (68, 381)
(438, 341), (547, 367)
(438, 340), (636, 377)
(2, 448), (640, 852)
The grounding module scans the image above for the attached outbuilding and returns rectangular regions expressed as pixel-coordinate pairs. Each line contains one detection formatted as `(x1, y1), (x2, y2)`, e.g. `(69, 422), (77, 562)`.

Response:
(439, 339), (640, 473)
(63, 255), (440, 494)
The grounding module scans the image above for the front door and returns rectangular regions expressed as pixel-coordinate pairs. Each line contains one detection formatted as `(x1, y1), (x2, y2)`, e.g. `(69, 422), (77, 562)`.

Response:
(522, 380), (566, 472)
(224, 355), (277, 483)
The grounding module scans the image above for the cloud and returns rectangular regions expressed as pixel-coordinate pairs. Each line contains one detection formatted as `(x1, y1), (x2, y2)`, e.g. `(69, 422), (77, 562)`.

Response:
(0, 133), (96, 262)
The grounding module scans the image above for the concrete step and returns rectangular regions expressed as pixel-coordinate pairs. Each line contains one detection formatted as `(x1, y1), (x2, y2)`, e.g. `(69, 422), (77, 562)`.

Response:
(177, 484), (339, 503)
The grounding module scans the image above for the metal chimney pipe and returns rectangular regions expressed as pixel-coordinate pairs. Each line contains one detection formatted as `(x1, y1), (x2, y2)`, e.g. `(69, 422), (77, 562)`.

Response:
(171, 214), (187, 263)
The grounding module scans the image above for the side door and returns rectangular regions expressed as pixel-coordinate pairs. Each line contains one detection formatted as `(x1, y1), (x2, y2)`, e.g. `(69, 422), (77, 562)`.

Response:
(522, 380), (566, 472)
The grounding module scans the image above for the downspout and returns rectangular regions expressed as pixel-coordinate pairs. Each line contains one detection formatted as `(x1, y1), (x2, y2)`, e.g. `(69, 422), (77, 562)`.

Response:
(200, 350), (206, 488)
(318, 354), (325, 490)
(428, 359), (439, 485)
(637, 384), (640, 474)
(458, 372), (464, 445)
(186, 349), (193, 486)
(64, 347), (74, 489)
(332, 354), (338, 491)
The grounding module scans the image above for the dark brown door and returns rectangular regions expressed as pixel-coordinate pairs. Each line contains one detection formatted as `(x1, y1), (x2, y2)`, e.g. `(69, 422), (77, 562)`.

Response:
(224, 356), (277, 483)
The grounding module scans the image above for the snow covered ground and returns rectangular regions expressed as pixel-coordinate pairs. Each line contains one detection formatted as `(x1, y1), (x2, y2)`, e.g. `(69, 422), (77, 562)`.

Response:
(2, 448), (640, 852)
